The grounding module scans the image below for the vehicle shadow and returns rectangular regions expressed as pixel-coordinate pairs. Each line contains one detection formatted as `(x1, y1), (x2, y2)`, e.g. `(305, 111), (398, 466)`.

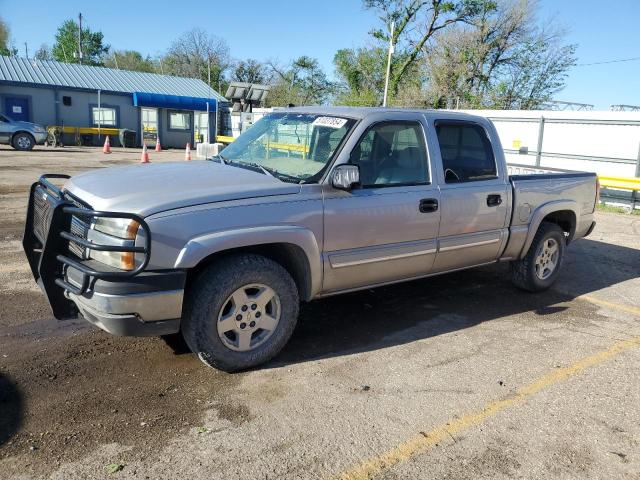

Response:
(267, 238), (640, 368)
(0, 373), (23, 447)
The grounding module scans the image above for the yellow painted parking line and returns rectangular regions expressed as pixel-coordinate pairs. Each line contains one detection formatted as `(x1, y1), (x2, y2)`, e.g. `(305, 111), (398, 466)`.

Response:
(335, 335), (640, 480)
(578, 294), (640, 317)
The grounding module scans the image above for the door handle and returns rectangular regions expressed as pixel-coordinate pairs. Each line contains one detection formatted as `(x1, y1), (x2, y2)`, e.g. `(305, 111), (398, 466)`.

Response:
(419, 198), (438, 213)
(487, 194), (502, 207)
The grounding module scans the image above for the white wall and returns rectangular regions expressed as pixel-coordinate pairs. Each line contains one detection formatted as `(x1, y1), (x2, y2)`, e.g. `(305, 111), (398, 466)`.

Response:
(459, 110), (640, 178)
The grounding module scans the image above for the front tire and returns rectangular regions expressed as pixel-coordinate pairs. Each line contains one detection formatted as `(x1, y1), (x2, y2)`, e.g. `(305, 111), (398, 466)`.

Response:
(12, 132), (35, 151)
(511, 222), (565, 292)
(182, 254), (299, 372)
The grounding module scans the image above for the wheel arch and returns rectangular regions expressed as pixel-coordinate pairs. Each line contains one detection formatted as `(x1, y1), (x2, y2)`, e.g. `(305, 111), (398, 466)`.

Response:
(11, 130), (35, 143)
(519, 201), (578, 259)
(176, 226), (321, 301)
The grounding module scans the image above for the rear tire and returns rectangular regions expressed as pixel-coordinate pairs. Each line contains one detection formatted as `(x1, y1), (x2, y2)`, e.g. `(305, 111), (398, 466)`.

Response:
(182, 254), (299, 372)
(12, 132), (35, 151)
(511, 222), (565, 292)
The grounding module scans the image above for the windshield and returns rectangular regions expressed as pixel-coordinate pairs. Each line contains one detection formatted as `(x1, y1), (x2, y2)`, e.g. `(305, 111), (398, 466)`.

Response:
(219, 112), (356, 183)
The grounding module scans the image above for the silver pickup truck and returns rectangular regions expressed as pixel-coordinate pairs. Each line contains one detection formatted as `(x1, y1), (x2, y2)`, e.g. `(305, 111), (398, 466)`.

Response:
(24, 107), (598, 371)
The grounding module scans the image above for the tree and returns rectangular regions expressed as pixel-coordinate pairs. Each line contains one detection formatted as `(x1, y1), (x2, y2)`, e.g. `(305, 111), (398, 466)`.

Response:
(161, 28), (230, 91)
(333, 47), (387, 106)
(266, 56), (334, 107)
(51, 19), (109, 65)
(34, 44), (52, 61)
(425, 0), (576, 109)
(232, 59), (269, 84)
(489, 31), (576, 109)
(364, 0), (495, 97)
(333, 45), (425, 106)
(0, 16), (16, 56)
(104, 50), (156, 73)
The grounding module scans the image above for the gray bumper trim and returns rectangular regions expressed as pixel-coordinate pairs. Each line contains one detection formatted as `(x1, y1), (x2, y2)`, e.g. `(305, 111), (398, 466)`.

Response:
(73, 299), (180, 336)
(69, 289), (183, 322)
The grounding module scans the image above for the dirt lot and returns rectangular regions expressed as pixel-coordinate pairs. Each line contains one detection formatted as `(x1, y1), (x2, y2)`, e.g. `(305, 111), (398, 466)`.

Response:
(1, 145), (639, 479)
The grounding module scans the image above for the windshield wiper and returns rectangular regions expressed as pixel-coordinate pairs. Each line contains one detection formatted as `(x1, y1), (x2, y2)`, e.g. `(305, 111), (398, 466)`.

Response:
(255, 164), (274, 177)
(211, 153), (227, 165)
(226, 160), (300, 183)
(255, 164), (302, 183)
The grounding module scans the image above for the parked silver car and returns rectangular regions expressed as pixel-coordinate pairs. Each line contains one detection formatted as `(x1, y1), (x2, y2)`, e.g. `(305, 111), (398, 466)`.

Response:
(24, 107), (598, 371)
(0, 113), (48, 150)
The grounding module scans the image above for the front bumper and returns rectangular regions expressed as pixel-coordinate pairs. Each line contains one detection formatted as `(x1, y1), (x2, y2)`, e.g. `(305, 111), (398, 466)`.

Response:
(33, 131), (48, 144)
(66, 268), (184, 336)
(23, 174), (183, 336)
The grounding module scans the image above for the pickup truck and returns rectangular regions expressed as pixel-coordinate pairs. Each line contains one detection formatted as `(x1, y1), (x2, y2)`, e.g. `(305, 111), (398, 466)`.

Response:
(23, 107), (598, 371)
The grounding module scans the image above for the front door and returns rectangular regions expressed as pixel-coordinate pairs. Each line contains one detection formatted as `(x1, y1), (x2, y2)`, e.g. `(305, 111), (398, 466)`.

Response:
(431, 120), (510, 272)
(194, 112), (209, 144)
(4, 97), (29, 122)
(141, 108), (158, 146)
(322, 119), (440, 293)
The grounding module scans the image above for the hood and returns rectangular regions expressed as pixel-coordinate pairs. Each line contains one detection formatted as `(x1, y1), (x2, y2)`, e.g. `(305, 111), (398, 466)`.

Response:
(14, 120), (44, 130)
(64, 161), (301, 216)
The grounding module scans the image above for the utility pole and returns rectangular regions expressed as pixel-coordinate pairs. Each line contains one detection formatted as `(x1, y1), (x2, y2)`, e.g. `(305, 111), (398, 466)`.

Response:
(78, 13), (83, 64)
(382, 20), (395, 108)
(207, 58), (211, 143)
(24, 42), (29, 59)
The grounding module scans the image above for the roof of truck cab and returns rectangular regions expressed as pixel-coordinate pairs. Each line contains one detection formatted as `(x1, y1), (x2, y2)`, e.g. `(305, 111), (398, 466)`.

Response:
(281, 106), (485, 121)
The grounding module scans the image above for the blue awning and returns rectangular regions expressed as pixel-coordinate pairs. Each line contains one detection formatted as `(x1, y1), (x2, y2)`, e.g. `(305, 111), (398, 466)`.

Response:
(132, 92), (217, 112)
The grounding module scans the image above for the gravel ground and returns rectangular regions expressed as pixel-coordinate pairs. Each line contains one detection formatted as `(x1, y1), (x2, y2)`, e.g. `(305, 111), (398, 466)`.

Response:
(0, 145), (639, 479)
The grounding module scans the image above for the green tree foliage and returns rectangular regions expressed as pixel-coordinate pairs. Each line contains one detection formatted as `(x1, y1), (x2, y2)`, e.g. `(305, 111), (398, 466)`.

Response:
(426, 0), (576, 109)
(161, 28), (230, 91)
(232, 59), (270, 84)
(488, 34), (576, 109)
(52, 19), (109, 65)
(364, 0), (495, 98)
(266, 56), (334, 107)
(333, 45), (425, 106)
(0, 16), (16, 56)
(103, 50), (156, 73)
(333, 47), (386, 105)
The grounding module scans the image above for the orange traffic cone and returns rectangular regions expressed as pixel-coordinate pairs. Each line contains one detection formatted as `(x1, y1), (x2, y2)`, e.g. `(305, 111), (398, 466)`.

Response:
(103, 135), (111, 154)
(155, 136), (161, 152)
(184, 143), (192, 161)
(140, 144), (150, 163)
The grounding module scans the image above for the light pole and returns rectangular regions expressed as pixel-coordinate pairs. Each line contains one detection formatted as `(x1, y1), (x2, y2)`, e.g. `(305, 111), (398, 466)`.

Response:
(382, 21), (395, 108)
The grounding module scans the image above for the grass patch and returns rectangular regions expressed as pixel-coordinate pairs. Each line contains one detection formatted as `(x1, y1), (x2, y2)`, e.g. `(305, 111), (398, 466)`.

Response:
(596, 204), (640, 215)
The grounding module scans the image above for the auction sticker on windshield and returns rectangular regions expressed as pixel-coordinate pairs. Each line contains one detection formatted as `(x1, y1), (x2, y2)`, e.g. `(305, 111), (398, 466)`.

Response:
(312, 116), (348, 129)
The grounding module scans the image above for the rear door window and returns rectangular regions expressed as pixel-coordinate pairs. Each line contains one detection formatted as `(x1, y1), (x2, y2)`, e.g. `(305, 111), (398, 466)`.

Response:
(435, 122), (497, 183)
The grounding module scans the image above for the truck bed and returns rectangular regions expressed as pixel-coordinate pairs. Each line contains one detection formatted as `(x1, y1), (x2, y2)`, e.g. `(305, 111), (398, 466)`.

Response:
(501, 171), (598, 260)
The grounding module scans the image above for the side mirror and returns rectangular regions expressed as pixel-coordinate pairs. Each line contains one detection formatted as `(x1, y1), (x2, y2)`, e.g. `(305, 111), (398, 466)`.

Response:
(331, 164), (360, 190)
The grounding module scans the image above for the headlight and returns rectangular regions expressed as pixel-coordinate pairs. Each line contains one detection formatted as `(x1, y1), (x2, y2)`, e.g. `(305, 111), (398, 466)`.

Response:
(94, 218), (139, 239)
(89, 218), (141, 270)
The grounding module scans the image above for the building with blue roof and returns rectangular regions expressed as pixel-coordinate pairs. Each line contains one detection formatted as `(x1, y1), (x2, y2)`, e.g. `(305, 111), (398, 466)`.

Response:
(0, 55), (229, 148)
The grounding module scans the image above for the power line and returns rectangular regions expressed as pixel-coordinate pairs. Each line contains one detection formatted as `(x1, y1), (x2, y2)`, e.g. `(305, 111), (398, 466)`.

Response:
(575, 56), (640, 67)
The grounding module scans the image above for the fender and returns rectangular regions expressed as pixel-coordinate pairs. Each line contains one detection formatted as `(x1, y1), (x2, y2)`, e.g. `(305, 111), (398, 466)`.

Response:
(174, 225), (323, 298)
(518, 200), (578, 259)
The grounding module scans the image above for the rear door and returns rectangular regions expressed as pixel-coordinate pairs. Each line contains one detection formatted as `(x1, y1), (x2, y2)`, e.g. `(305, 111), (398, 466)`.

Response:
(322, 115), (440, 293)
(430, 119), (510, 272)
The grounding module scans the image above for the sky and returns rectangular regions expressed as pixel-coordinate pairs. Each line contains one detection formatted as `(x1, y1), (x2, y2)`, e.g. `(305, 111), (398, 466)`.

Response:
(2, 0), (639, 109)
